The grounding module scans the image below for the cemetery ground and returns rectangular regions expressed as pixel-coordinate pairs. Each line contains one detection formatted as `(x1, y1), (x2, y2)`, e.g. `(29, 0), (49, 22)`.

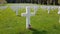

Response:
(0, 6), (60, 34)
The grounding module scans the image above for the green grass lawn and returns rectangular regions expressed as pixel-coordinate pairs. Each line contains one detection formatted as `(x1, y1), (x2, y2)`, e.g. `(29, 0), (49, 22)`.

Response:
(0, 6), (60, 34)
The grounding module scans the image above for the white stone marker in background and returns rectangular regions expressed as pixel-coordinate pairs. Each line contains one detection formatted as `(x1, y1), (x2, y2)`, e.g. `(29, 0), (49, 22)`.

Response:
(40, 6), (50, 14)
(58, 7), (60, 14)
(21, 6), (35, 29)
(47, 7), (51, 14)
(58, 7), (60, 23)
(10, 6), (19, 16)
(34, 6), (38, 14)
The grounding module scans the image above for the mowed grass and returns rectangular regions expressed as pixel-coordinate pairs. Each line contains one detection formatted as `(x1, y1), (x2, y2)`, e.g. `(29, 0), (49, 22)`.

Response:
(0, 7), (60, 34)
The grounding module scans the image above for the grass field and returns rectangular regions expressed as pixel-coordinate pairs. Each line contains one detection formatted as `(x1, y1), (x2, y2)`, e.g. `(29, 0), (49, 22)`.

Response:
(0, 5), (60, 34)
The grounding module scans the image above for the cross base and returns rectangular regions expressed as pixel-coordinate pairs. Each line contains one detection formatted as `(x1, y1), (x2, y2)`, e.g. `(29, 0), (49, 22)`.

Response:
(28, 24), (32, 29)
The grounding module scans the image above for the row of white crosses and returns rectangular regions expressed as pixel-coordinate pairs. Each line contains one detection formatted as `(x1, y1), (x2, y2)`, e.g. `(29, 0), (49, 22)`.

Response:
(40, 6), (59, 14)
(0, 6), (59, 15)
(0, 6), (60, 29)
(10, 6), (38, 16)
(10, 6), (59, 15)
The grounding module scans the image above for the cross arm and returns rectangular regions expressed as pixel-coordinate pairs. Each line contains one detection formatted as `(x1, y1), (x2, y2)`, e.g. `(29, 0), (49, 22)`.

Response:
(21, 12), (35, 16)
(21, 13), (27, 16)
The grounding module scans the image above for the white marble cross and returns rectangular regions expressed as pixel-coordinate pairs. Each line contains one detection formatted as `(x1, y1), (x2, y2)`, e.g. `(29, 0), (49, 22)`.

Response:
(10, 6), (26, 16)
(33, 6), (38, 15)
(21, 6), (35, 29)
(47, 6), (51, 14)
(58, 7), (60, 23)
(10, 6), (19, 16)
(41, 6), (50, 14)
(58, 7), (60, 14)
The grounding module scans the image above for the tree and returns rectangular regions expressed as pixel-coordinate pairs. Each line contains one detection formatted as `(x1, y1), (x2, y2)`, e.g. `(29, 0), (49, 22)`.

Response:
(0, 0), (7, 4)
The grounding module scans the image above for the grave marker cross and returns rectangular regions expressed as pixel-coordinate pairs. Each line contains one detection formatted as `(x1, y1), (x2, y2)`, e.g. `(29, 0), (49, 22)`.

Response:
(21, 6), (35, 29)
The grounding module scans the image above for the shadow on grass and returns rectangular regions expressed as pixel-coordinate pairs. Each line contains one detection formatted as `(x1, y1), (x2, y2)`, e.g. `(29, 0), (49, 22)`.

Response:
(29, 28), (47, 34)
(16, 15), (21, 17)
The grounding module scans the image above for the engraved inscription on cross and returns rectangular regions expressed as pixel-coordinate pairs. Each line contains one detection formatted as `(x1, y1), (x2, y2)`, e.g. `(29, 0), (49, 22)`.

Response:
(21, 6), (35, 29)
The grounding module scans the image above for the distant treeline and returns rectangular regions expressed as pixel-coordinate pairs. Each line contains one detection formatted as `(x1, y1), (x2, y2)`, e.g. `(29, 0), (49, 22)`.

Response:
(6, 0), (59, 5)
